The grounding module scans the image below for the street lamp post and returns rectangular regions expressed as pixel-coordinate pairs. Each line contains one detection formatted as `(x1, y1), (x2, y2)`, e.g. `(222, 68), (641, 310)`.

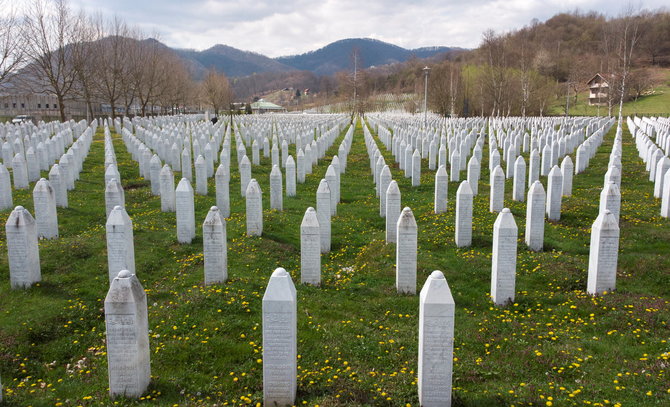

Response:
(423, 66), (430, 127)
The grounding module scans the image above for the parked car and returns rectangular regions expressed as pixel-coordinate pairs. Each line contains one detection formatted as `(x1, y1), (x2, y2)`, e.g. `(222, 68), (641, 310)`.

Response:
(11, 115), (34, 124)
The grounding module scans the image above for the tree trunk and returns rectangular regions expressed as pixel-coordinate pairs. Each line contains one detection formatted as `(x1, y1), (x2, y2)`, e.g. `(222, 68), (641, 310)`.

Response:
(57, 94), (66, 122)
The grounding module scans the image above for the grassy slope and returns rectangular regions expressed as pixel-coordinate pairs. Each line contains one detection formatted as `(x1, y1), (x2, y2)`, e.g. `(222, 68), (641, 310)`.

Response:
(550, 69), (670, 117)
(0, 118), (668, 406)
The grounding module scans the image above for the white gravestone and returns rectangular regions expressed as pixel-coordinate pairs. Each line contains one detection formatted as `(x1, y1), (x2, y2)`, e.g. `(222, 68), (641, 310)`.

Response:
(104, 270), (150, 398)
(175, 178), (196, 244)
(106, 205), (136, 284)
(489, 165), (505, 213)
(262, 268), (297, 407)
(379, 165), (391, 217)
(412, 149), (421, 187)
(316, 179), (331, 253)
(0, 163), (13, 210)
(159, 165), (176, 213)
(418, 270), (455, 407)
(528, 149), (540, 188)
(195, 155), (208, 195)
(12, 153), (29, 189)
(33, 178), (58, 239)
(203, 206), (228, 285)
(286, 155), (296, 197)
(215, 164), (230, 218)
(386, 180), (401, 243)
(105, 178), (125, 218)
(455, 180), (473, 247)
(181, 148), (192, 182)
(149, 155), (161, 196)
(599, 181), (621, 224)
(49, 164), (67, 208)
(586, 210), (620, 295)
(450, 151), (460, 182)
(434, 165), (448, 214)
(300, 207), (321, 285)
(239, 155), (251, 197)
(546, 165), (563, 221)
(325, 165), (338, 216)
(246, 179), (263, 236)
(6, 206), (41, 288)
(270, 165), (283, 211)
(396, 207), (417, 294)
(561, 156), (574, 197)
(512, 156), (526, 202)
(662, 170), (670, 218)
(525, 181), (546, 251)
(467, 155), (480, 195)
(491, 208), (517, 306)
(297, 149), (305, 183)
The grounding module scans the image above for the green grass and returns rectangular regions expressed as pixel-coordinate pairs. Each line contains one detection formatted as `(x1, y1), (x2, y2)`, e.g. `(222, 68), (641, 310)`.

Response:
(0, 118), (669, 406)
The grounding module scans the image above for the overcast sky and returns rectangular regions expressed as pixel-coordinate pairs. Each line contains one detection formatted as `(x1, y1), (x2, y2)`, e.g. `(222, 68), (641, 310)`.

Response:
(63, 0), (668, 57)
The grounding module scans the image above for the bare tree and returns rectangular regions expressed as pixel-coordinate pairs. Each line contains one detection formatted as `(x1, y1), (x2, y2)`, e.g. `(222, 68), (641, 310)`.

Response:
(201, 69), (233, 115)
(613, 6), (643, 124)
(89, 17), (133, 119)
(0, 0), (24, 88)
(480, 29), (510, 116)
(71, 11), (101, 121)
(21, 0), (82, 121)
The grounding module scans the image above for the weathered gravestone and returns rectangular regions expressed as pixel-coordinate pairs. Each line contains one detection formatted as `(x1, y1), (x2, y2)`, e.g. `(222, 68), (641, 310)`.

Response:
(379, 165), (391, 217)
(246, 179), (263, 236)
(203, 206), (227, 285)
(104, 270), (150, 398)
(0, 163), (13, 210)
(195, 155), (208, 195)
(270, 165), (283, 211)
(49, 164), (68, 208)
(546, 165), (563, 221)
(286, 155), (296, 197)
(525, 181), (546, 252)
(396, 207), (417, 294)
(490, 165), (505, 213)
(491, 208), (517, 306)
(106, 206), (135, 284)
(512, 156), (526, 202)
(316, 179), (331, 253)
(434, 165), (448, 214)
(455, 180), (473, 248)
(215, 164), (230, 217)
(587, 210), (619, 295)
(159, 165), (176, 212)
(105, 178), (125, 218)
(6, 206), (41, 288)
(176, 178), (196, 244)
(418, 270), (455, 407)
(412, 150), (421, 187)
(262, 268), (297, 407)
(300, 207), (321, 285)
(12, 153), (29, 189)
(240, 155), (251, 197)
(386, 180), (401, 243)
(33, 178), (58, 239)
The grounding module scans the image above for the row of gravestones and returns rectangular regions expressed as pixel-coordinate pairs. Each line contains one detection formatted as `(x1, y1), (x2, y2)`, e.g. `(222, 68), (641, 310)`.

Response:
(101, 265), (455, 406)
(4, 127), (95, 288)
(102, 117), (354, 284)
(364, 117), (623, 303)
(0, 123), (95, 210)
(100, 117), (358, 400)
(628, 116), (670, 217)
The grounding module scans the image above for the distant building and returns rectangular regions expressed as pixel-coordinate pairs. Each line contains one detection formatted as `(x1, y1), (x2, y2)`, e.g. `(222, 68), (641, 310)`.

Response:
(250, 99), (286, 114)
(0, 92), (105, 120)
(587, 73), (610, 106)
